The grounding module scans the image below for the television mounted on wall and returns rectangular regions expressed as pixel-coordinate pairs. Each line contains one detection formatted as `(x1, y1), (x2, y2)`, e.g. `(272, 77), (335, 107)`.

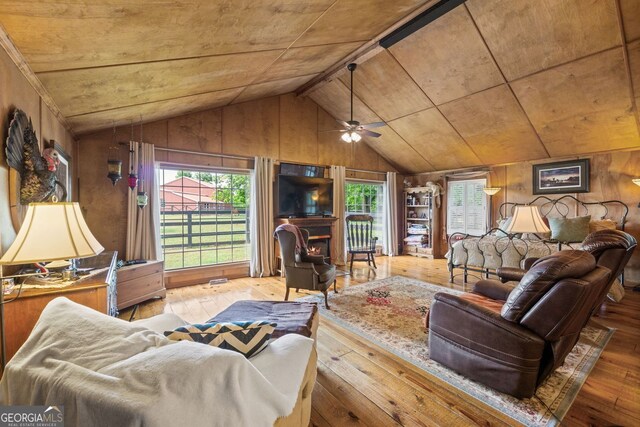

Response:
(277, 175), (333, 218)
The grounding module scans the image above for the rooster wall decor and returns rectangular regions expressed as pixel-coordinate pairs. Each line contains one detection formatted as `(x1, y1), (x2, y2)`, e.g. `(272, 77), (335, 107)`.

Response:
(5, 109), (67, 204)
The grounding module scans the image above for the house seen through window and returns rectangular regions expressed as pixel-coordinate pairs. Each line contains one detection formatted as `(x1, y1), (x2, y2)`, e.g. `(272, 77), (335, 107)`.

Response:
(159, 166), (250, 270)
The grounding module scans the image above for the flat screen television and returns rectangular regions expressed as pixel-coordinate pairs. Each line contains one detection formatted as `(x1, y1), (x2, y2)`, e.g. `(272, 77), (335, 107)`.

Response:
(277, 175), (333, 217)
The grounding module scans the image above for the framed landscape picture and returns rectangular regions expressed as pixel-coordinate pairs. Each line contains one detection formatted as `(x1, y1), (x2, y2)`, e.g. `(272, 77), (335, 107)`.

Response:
(533, 159), (590, 195)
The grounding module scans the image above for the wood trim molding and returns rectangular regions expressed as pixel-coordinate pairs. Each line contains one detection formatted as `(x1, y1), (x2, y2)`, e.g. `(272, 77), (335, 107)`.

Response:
(164, 262), (250, 288)
(0, 23), (74, 137)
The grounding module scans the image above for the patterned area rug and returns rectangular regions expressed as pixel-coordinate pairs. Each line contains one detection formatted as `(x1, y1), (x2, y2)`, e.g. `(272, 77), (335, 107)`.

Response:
(298, 276), (614, 427)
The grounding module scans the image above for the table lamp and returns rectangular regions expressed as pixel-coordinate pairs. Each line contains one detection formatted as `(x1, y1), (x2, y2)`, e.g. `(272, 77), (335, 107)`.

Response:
(505, 205), (550, 235)
(0, 202), (104, 368)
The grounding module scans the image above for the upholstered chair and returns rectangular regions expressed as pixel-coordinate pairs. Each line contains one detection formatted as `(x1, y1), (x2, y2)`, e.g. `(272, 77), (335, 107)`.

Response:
(429, 250), (611, 398)
(275, 227), (337, 309)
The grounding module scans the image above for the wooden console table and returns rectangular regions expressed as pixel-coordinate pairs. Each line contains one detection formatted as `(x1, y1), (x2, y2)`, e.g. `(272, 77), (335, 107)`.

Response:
(2, 251), (118, 363)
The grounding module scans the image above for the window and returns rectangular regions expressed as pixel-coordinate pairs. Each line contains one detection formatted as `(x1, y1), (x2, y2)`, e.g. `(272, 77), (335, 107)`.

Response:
(158, 166), (251, 270)
(447, 178), (487, 235)
(345, 181), (385, 247)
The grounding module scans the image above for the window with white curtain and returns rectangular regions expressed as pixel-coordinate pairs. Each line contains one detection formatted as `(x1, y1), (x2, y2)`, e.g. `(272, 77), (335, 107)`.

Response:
(446, 178), (487, 235)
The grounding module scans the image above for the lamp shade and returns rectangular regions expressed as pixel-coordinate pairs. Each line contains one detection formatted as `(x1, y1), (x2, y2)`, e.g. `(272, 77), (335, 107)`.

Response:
(482, 187), (501, 196)
(505, 205), (550, 234)
(0, 203), (104, 265)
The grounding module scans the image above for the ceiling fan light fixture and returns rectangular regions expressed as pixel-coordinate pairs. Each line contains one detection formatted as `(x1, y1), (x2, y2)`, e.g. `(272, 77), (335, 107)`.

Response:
(341, 132), (353, 143)
(351, 132), (362, 142)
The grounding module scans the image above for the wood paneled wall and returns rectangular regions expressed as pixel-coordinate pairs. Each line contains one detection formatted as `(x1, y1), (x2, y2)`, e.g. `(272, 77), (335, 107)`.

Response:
(407, 150), (640, 282)
(77, 93), (394, 257)
(0, 46), (76, 256)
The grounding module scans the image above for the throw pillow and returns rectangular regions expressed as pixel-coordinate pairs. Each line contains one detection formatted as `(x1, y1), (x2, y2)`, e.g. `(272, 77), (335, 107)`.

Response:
(165, 321), (277, 358)
(589, 219), (617, 233)
(494, 217), (512, 237)
(548, 215), (591, 242)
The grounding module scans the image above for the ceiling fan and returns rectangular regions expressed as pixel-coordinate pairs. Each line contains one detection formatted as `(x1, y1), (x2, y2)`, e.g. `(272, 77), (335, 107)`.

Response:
(336, 63), (386, 143)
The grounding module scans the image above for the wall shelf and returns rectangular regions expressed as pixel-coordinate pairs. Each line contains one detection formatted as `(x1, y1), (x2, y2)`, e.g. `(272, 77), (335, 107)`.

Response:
(404, 187), (436, 259)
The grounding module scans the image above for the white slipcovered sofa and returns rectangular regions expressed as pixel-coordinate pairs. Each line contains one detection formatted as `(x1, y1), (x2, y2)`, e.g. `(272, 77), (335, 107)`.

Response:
(0, 298), (316, 427)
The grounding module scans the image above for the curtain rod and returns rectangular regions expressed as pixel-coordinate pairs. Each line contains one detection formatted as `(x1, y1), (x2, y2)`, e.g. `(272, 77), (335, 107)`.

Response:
(154, 147), (252, 161)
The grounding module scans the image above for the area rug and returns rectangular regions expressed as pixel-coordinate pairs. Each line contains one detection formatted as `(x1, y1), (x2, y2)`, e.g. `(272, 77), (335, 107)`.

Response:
(298, 276), (614, 427)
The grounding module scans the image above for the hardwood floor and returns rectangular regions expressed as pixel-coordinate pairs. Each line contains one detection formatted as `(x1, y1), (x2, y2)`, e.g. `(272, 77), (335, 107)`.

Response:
(121, 256), (640, 426)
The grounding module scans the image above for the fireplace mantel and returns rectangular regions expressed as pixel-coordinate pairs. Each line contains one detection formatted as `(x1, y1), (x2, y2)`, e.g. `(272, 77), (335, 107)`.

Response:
(275, 216), (339, 263)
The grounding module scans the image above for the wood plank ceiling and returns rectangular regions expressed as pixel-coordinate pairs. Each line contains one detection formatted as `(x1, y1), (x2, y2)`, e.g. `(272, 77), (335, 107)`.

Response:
(0, 0), (434, 133)
(1, 0), (639, 174)
(308, 0), (640, 173)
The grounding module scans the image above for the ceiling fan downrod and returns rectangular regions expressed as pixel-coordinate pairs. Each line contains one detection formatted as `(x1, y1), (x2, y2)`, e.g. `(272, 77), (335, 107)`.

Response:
(348, 63), (356, 124)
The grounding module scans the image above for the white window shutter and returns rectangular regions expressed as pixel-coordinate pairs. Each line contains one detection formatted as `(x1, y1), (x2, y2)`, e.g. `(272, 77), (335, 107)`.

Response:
(447, 179), (487, 235)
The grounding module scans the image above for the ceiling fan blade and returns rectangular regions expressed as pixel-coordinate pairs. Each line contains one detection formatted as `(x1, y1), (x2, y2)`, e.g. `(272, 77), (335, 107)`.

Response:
(360, 121), (386, 129)
(319, 129), (348, 133)
(360, 129), (382, 138)
(336, 119), (351, 128)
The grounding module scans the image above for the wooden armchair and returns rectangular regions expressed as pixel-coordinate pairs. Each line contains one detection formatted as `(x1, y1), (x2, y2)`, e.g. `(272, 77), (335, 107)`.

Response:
(346, 214), (378, 274)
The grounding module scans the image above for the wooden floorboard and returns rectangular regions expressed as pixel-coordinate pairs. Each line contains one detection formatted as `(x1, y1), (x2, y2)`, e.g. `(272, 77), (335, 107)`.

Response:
(120, 256), (640, 426)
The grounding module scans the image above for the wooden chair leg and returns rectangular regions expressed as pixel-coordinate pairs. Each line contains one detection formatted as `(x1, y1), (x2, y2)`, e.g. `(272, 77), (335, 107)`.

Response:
(333, 280), (338, 293)
(371, 253), (377, 269)
(349, 253), (355, 274)
(323, 290), (330, 310)
(284, 287), (290, 301)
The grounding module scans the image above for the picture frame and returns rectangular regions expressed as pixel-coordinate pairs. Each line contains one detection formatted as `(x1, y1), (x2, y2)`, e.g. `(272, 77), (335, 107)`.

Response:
(532, 159), (590, 195)
(45, 140), (72, 202)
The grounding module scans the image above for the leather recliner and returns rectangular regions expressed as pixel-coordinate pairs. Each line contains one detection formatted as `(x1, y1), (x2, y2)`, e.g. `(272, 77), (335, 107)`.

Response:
(429, 250), (611, 398)
(497, 229), (636, 316)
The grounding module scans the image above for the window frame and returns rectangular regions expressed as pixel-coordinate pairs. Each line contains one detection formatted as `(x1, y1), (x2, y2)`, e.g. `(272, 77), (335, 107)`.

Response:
(345, 178), (386, 249)
(446, 178), (488, 236)
(158, 163), (251, 271)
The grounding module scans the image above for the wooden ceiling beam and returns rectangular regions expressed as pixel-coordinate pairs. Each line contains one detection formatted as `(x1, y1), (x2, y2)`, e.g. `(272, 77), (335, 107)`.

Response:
(296, 0), (440, 97)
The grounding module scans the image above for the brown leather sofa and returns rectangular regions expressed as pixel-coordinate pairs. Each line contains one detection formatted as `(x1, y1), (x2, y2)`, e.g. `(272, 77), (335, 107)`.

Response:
(497, 229), (636, 316)
(429, 250), (611, 398)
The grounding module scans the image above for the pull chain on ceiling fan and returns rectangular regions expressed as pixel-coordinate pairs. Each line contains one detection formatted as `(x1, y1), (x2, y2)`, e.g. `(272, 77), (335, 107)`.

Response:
(337, 63), (386, 143)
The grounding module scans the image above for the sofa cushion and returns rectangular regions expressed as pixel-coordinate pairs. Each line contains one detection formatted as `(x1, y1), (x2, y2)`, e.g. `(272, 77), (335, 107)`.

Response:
(209, 300), (318, 339)
(494, 217), (512, 237)
(165, 321), (276, 358)
(548, 215), (591, 242)
(501, 250), (596, 323)
(589, 219), (617, 234)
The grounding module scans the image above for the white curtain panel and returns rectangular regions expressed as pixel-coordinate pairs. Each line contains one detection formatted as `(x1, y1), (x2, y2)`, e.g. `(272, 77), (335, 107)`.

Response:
(384, 171), (399, 256)
(330, 165), (346, 265)
(126, 141), (161, 261)
(250, 157), (275, 277)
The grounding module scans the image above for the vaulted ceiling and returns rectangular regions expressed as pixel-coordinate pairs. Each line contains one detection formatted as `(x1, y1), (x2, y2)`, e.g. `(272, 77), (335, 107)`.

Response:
(309, 0), (640, 173)
(1, 0), (639, 174)
(0, 0), (435, 133)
